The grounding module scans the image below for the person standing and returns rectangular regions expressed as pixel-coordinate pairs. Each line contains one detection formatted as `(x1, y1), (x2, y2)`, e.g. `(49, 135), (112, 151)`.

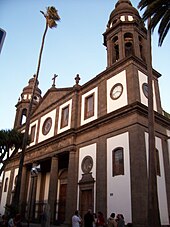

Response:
(116, 214), (125, 227)
(96, 212), (105, 227)
(84, 209), (94, 227)
(107, 213), (117, 227)
(72, 210), (82, 227)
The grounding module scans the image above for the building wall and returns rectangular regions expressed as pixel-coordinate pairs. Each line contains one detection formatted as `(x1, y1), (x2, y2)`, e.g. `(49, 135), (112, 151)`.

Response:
(107, 132), (131, 224)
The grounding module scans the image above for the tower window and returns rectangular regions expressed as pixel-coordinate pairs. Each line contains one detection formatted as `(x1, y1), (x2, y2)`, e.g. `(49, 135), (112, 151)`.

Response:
(112, 147), (124, 176)
(112, 36), (119, 63)
(84, 93), (94, 119)
(139, 36), (145, 61)
(20, 108), (27, 125)
(124, 33), (134, 57)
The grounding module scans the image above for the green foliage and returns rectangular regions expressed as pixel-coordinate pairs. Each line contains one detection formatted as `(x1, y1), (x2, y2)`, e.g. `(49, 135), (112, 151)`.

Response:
(138, 0), (170, 46)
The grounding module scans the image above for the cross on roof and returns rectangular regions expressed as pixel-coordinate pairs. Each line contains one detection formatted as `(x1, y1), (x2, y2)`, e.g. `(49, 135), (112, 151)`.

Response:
(52, 74), (58, 87)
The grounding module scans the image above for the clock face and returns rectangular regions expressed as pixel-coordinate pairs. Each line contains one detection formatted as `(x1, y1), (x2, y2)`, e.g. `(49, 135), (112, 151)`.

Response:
(110, 83), (123, 100)
(142, 83), (148, 98)
(42, 117), (52, 135)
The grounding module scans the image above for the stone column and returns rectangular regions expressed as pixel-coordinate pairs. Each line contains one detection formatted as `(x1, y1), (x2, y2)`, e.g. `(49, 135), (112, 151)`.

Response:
(27, 163), (38, 222)
(48, 156), (59, 223)
(65, 149), (78, 225)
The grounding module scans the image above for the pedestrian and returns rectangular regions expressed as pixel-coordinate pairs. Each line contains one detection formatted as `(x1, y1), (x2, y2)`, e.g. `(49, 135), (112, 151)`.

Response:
(8, 215), (15, 227)
(107, 213), (117, 227)
(14, 213), (22, 227)
(1, 215), (8, 227)
(96, 212), (105, 227)
(72, 210), (82, 227)
(93, 213), (97, 227)
(84, 209), (94, 227)
(116, 214), (125, 227)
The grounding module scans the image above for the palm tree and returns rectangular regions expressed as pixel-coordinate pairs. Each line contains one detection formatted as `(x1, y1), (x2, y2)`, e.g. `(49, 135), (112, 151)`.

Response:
(11, 6), (60, 213)
(138, 0), (170, 46)
(138, 2), (162, 226)
(0, 129), (24, 177)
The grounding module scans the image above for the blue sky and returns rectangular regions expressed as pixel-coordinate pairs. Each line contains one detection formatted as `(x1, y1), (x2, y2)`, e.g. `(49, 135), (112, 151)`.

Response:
(0, 0), (170, 130)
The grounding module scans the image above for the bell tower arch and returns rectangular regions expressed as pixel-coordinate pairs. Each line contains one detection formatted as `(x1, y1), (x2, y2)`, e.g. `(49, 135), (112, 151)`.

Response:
(14, 75), (42, 129)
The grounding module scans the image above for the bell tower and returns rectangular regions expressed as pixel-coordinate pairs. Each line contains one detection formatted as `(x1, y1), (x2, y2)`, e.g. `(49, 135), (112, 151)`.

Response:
(103, 0), (162, 114)
(14, 75), (42, 129)
(103, 0), (147, 67)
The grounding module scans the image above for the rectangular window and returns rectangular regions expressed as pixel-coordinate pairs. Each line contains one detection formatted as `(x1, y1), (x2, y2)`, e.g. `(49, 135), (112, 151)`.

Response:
(30, 125), (36, 143)
(112, 148), (124, 176)
(61, 105), (69, 128)
(84, 93), (94, 119)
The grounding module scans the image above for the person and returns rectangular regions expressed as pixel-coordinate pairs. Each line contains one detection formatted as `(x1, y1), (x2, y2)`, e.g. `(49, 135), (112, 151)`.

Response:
(107, 213), (117, 227)
(1, 215), (8, 227)
(72, 210), (82, 227)
(96, 211), (105, 227)
(116, 214), (125, 227)
(93, 213), (97, 227)
(8, 215), (15, 227)
(84, 209), (94, 227)
(14, 213), (22, 227)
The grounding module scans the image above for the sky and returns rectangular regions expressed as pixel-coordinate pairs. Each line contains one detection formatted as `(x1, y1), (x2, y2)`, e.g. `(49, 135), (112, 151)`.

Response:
(0, 0), (170, 130)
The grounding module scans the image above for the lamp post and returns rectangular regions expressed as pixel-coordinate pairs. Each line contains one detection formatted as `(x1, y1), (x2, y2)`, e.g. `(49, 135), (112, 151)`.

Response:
(27, 164), (40, 227)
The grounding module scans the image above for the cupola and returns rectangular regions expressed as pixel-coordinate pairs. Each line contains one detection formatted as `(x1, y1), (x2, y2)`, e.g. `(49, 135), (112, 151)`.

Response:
(103, 0), (147, 67)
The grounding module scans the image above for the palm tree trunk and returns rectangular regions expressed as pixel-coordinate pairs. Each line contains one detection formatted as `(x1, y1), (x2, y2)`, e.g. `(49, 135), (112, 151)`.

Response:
(147, 17), (161, 227)
(11, 21), (48, 213)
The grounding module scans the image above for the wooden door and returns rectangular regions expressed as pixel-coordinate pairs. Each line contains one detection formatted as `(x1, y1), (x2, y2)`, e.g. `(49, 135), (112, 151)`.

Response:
(80, 189), (93, 220)
(58, 184), (67, 223)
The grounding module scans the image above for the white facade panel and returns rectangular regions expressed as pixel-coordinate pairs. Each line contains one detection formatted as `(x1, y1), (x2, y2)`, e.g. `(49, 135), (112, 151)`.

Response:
(0, 171), (11, 215)
(107, 132), (131, 224)
(79, 143), (97, 211)
(138, 70), (157, 111)
(29, 120), (38, 146)
(145, 133), (169, 225)
(81, 87), (98, 126)
(58, 99), (72, 134)
(38, 109), (56, 143)
(107, 70), (128, 113)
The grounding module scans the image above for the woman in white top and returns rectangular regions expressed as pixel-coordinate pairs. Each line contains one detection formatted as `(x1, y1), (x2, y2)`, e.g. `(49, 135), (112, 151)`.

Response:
(72, 210), (82, 227)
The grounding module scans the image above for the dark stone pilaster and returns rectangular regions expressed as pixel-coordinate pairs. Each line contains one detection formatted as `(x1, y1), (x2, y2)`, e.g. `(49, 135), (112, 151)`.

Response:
(48, 156), (59, 223)
(65, 149), (78, 225)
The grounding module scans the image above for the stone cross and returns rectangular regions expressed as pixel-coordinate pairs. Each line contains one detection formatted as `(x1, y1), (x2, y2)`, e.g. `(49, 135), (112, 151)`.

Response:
(52, 74), (58, 87)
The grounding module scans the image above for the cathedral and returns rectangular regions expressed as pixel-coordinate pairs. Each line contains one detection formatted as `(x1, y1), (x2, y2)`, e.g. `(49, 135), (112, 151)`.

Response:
(0, 0), (170, 226)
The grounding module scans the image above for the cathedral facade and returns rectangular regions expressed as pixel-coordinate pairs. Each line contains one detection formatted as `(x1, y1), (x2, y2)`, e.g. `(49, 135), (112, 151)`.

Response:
(0, 1), (170, 226)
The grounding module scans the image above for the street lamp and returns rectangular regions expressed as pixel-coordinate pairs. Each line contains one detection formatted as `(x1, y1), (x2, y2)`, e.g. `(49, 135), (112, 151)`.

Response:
(27, 164), (40, 227)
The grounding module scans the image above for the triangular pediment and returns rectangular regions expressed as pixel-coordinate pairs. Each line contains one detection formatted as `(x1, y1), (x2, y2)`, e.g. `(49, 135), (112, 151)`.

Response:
(32, 86), (73, 117)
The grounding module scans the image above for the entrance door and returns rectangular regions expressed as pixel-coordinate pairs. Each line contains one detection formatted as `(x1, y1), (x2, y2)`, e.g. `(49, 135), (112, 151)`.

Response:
(58, 184), (67, 223)
(80, 189), (93, 219)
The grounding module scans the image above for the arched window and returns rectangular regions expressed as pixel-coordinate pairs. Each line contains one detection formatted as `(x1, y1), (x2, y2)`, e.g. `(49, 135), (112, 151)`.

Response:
(20, 108), (27, 125)
(4, 177), (8, 192)
(139, 36), (145, 61)
(124, 33), (134, 57)
(156, 149), (161, 176)
(112, 147), (124, 176)
(112, 36), (119, 63)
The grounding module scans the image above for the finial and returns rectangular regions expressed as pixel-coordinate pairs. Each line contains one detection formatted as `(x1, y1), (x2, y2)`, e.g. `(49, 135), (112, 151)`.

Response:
(75, 74), (81, 85)
(52, 74), (58, 87)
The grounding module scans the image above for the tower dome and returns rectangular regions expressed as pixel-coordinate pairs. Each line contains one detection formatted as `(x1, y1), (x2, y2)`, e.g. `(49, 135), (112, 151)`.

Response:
(14, 75), (42, 128)
(107, 0), (142, 29)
